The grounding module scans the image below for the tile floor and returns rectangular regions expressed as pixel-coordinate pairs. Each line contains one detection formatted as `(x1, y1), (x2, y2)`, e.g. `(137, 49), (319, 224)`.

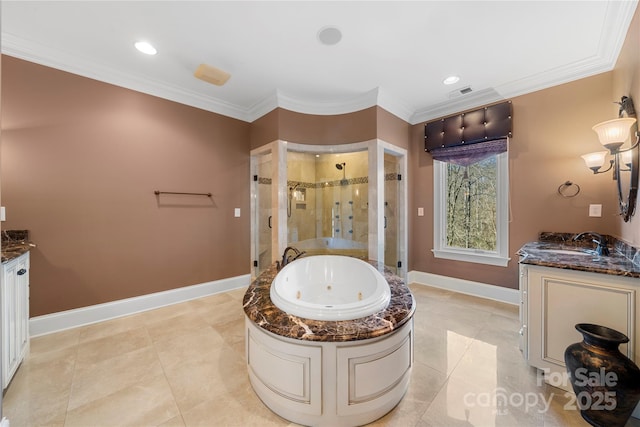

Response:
(3, 284), (640, 426)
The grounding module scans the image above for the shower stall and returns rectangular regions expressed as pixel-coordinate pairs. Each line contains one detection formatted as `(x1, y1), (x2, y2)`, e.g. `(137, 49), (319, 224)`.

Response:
(250, 139), (407, 280)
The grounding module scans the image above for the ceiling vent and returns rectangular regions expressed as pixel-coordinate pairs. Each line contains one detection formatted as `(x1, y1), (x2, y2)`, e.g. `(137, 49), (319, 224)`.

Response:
(449, 86), (473, 98)
(194, 63), (230, 86)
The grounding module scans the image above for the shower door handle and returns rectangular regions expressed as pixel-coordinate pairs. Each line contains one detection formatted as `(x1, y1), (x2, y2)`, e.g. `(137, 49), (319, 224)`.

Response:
(268, 216), (272, 229)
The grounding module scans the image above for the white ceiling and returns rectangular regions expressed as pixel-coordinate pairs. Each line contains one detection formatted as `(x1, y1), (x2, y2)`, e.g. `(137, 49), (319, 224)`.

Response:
(1, 1), (638, 124)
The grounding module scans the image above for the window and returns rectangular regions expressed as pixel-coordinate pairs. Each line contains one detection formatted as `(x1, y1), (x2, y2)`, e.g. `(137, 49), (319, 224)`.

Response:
(433, 151), (509, 266)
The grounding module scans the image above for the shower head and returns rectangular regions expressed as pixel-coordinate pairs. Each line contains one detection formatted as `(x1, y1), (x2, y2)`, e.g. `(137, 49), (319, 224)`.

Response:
(335, 163), (345, 170)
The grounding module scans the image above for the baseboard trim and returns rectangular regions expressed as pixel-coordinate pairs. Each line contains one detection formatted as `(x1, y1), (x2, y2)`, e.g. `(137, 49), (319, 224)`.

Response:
(29, 274), (251, 337)
(408, 270), (519, 305)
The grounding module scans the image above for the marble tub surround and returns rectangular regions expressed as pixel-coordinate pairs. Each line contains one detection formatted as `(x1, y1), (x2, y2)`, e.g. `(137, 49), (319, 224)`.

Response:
(243, 260), (414, 342)
(1, 229), (35, 263)
(518, 232), (640, 278)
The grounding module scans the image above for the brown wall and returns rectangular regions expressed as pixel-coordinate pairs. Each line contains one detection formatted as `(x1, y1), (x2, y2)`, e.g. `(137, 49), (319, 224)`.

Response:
(249, 106), (409, 150)
(613, 5), (640, 246)
(376, 107), (410, 151)
(409, 73), (618, 289)
(1, 56), (251, 316)
(249, 109), (279, 149)
(278, 107), (377, 145)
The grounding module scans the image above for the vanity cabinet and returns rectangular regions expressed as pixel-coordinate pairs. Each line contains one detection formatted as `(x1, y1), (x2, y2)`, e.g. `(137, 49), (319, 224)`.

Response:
(1, 251), (30, 389)
(521, 264), (638, 390)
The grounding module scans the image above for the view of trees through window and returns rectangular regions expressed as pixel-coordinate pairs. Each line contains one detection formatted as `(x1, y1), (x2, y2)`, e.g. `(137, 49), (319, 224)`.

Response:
(445, 156), (498, 251)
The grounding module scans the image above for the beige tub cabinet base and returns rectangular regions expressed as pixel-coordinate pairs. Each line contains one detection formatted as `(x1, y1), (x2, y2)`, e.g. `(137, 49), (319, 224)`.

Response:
(245, 317), (414, 426)
(522, 265), (638, 393)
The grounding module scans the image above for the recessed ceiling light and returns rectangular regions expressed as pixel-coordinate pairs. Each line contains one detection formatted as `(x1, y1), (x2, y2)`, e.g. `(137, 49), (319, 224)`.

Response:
(318, 26), (342, 46)
(134, 41), (157, 55)
(443, 75), (460, 85)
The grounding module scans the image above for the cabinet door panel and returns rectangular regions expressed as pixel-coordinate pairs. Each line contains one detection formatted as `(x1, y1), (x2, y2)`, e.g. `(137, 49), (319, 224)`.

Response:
(543, 278), (633, 363)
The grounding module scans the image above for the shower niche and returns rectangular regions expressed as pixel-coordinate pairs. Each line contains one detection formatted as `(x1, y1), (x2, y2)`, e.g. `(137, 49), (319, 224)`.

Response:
(250, 139), (407, 280)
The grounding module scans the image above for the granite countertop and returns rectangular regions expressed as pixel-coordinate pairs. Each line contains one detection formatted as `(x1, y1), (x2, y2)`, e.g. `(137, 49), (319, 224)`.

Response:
(243, 260), (415, 342)
(518, 232), (640, 279)
(1, 230), (34, 263)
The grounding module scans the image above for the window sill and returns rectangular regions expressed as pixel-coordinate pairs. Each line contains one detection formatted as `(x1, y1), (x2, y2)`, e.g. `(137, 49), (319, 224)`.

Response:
(432, 249), (510, 267)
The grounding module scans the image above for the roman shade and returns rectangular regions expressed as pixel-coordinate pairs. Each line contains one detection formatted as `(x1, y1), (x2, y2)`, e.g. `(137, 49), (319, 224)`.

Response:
(424, 101), (513, 165)
(429, 138), (508, 166)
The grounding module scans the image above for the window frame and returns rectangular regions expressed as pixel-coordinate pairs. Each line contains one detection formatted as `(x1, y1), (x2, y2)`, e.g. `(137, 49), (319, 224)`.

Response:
(432, 151), (510, 267)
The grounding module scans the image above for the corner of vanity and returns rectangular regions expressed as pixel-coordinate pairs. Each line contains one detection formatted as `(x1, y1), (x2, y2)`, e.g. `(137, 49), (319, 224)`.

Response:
(517, 232), (640, 417)
(1, 229), (33, 390)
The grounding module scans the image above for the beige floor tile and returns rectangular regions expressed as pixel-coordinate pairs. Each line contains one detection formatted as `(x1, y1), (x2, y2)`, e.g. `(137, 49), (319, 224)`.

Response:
(2, 366), (71, 427)
(158, 414), (187, 427)
(413, 323), (475, 375)
(181, 386), (288, 427)
(64, 375), (180, 427)
(420, 375), (546, 427)
(226, 286), (249, 301)
(212, 316), (246, 346)
(3, 346), (76, 426)
(78, 312), (147, 343)
(29, 327), (81, 355)
(161, 343), (248, 413)
(153, 326), (225, 370)
(406, 360), (449, 404)
(5, 285), (640, 427)
(141, 300), (198, 325)
(68, 345), (165, 411)
(75, 326), (153, 365)
(188, 291), (235, 308)
(192, 297), (245, 326)
(145, 311), (209, 343)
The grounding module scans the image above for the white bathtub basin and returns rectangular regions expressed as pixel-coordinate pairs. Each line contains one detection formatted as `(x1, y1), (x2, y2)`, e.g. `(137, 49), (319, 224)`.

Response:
(270, 255), (391, 321)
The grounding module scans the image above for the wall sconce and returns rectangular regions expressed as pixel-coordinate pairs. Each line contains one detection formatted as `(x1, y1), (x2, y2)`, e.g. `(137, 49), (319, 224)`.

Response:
(581, 96), (639, 222)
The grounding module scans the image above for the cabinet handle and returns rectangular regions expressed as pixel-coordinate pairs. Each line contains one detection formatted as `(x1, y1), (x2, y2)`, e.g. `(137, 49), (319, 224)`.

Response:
(17, 268), (27, 276)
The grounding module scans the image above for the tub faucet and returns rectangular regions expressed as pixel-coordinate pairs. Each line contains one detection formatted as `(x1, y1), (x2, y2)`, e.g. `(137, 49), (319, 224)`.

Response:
(573, 231), (610, 256)
(277, 246), (306, 270)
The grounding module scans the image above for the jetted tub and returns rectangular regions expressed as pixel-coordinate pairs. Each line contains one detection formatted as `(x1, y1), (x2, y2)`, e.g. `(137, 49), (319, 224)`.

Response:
(270, 255), (391, 321)
(243, 257), (415, 427)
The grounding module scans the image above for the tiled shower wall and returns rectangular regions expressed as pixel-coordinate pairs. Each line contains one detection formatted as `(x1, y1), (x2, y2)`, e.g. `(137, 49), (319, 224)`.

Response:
(287, 151), (369, 244)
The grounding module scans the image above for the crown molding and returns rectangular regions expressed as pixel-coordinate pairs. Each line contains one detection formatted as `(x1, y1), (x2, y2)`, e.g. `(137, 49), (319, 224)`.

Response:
(410, 88), (505, 124)
(245, 88), (414, 123)
(1, 33), (251, 122)
(246, 92), (279, 122)
(277, 88), (380, 116)
(494, 0), (636, 103)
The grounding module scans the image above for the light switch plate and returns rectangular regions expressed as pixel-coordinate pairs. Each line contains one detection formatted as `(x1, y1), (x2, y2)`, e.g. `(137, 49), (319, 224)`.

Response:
(234, 208), (241, 217)
(417, 207), (424, 217)
(0, 207), (5, 221)
(589, 204), (602, 217)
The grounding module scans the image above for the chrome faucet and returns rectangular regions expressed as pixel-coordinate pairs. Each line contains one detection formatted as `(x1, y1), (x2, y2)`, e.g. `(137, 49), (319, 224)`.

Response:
(276, 246), (306, 270)
(573, 231), (610, 256)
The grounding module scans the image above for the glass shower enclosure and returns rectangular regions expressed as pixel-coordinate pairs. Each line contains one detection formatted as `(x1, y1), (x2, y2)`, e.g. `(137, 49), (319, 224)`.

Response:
(250, 139), (407, 280)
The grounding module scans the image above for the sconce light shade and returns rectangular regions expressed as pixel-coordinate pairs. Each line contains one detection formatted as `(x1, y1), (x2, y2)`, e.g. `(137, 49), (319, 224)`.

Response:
(621, 149), (633, 168)
(581, 151), (608, 172)
(592, 117), (637, 152)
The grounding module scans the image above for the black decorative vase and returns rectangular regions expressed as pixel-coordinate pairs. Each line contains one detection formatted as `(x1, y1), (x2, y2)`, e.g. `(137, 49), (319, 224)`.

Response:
(564, 323), (640, 427)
